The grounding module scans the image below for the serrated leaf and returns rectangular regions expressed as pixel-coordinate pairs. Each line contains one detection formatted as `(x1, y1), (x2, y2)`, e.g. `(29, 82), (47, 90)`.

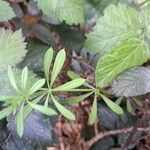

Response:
(28, 79), (45, 95)
(50, 49), (66, 87)
(100, 94), (123, 114)
(21, 67), (28, 90)
(44, 48), (53, 87)
(27, 101), (57, 116)
(112, 67), (150, 97)
(0, 106), (12, 120)
(0, 0), (15, 21)
(35, 0), (85, 25)
(86, 4), (143, 55)
(53, 78), (86, 91)
(0, 28), (27, 71)
(8, 66), (19, 93)
(67, 92), (93, 105)
(51, 94), (75, 120)
(17, 103), (24, 137)
(89, 94), (97, 125)
(96, 38), (149, 87)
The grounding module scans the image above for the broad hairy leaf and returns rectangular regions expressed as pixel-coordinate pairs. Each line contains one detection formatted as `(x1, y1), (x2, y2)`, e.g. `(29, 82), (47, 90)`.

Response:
(89, 93), (97, 125)
(112, 67), (150, 97)
(51, 49), (66, 87)
(28, 101), (57, 116)
(0, 0), (15, 21)
(0, 28), (27, 71)
(53, 78), (86, 91)
(35, 0), (84, 25)
(51, 94), (75, 120)
(96, 38), (149, 87)
(100, 94), (123, 114)
(85, 3), (143, 55)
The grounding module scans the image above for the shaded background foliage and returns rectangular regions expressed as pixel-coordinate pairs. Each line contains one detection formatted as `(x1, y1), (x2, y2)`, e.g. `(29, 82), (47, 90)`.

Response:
(0, 0), (150, 150)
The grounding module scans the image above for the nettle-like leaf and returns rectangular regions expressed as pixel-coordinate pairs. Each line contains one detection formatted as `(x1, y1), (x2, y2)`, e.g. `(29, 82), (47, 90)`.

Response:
(85, 3), (143, 55)
(96, 38), (149, 87)
(35, 0), (85, 25)
(112, 67), (150, 97)
(0, 0), (15, 22)
(0, 28), (27, 71)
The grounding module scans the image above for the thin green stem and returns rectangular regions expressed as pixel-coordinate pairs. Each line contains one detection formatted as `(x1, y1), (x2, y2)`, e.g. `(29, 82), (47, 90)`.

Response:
(136, 0), (150, 8)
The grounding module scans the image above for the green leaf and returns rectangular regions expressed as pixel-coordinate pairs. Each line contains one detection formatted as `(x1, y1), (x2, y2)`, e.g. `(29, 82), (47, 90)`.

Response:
(67, 71), (80, 80)
(0, 28), (27, 71)
(0, 96), (13, 101)
(17, 103), (24, 137)
(0, 106), (12, 120)
(89, 94), (97, 125)
(35, 0), (85, 25)
(51, 94), (75, 120)
(53, 78), (86, 91)
(85, 4), (143, 55)
(0, 0), (15, 21)
(50, 49), (66, 87)
(96, 38), (149, 87)
(112, 67), (150, 97)
(67, 92), (93, 105)
(100, 94), (123, 115)
(44, 48), (53, 87)
(27, 101), (57, 116)
(126, 100), (133, 113)
(8, 66), (19, 93)
(28, 79), (45, 95)
(21, 67), (28, 90)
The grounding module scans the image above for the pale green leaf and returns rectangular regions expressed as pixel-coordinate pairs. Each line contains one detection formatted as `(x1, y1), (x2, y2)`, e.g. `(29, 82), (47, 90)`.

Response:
(67, 71), (80, 80)
(67, 92), (93, 105)
(28, 79), (45, 95)
(100, 94), (123, 114)
(44, 47), (53, 87)
(89, 94), (97, 125)
(0, 28), (27, 71)
(0, 0), (15, 21)
(53, 78), (86, 91)
(96, 38), (149, 87)
(8, 66), (19, 93)
(51, 49), (66, 87)
(17, 103), (24, 137)
(28, 101), (57, 116)
(21, 67), (28, 90)
(0, 106), (12, 120)
(35, 0), (85, 25)
(51, 94), (75, 120)
(126, 100), (133, 113)
(86, 4), (143, 55)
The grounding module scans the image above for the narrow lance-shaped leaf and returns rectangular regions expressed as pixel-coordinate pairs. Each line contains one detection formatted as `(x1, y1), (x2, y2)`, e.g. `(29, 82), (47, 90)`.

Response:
(27, 100), (57, 116)
(96, 38), (150, 87)
(21, 67), (28, 90)
(17, 103), (24, 137)
(44, 48), (53, 87)
(89, 93), (97, 125)
(51, 94), (75, 120)
(51, 49), (66, 87)
(67, 92), (93, 105)
(100, 93), (123, 115)
(0, 106), (12, 120)
(126, 100), (133, 113)
(28, 79), (45, 95)
(53, 78), (86, 91)
(67, 71), (80, 80)
(8, 66), (19, 93)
